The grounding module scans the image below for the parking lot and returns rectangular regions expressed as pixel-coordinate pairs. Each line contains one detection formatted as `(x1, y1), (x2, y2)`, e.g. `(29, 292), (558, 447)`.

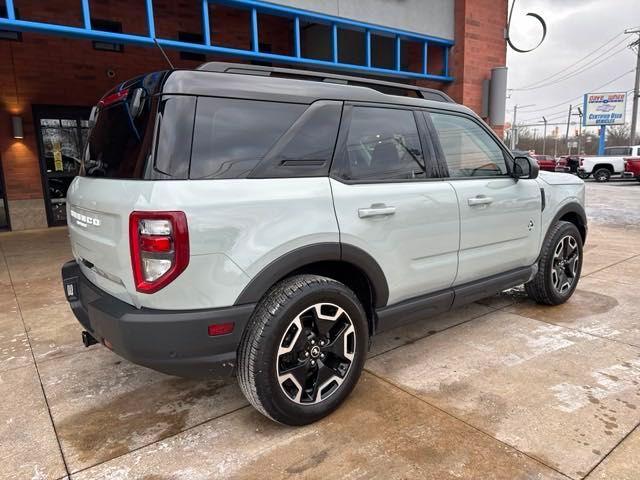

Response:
(1, 180), (639, 480)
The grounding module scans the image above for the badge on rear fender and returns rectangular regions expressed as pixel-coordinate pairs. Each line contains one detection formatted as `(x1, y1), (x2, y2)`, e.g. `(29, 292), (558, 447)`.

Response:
(70, 209), (101, 227)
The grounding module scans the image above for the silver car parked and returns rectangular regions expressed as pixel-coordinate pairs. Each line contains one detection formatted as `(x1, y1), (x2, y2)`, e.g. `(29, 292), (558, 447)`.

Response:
(62, 63), (587, 425)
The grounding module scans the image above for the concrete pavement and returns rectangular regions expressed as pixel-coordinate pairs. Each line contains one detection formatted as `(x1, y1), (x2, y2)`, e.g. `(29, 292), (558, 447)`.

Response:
(1, 181), (638, 479)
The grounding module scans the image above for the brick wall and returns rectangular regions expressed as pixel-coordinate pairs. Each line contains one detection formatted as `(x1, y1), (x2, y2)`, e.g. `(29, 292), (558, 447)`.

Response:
(0, 0), (507, 229)
(439, 0), (508, 122)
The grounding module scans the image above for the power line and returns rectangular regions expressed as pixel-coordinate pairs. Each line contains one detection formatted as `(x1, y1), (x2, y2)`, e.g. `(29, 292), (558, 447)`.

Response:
(511, 30), (625, 90)
(520, 87), (636, 123)
(513, 40), (629, 91)
(517, 69), (635, 123)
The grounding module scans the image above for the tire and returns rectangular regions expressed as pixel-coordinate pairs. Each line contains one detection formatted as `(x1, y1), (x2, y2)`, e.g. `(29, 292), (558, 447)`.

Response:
(237, 274), (368, 425)
(577, 171), (590, 179)
(525, 221), (583, 305)
(593, 168), (611, 182)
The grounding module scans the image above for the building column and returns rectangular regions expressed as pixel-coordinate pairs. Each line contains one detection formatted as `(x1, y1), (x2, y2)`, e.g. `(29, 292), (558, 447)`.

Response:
(422, 0), (508, 134)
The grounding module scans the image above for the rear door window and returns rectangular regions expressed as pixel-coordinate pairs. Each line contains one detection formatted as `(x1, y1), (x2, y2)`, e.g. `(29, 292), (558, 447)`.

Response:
(335, 106), (427, 181)
(190, 98), (306, 179)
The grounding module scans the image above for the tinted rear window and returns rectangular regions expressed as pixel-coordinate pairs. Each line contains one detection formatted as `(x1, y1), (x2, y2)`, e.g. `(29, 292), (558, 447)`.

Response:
(604, 147), (631, 156)
(83, 74), (163, 178)
(190, 98), (306, 179)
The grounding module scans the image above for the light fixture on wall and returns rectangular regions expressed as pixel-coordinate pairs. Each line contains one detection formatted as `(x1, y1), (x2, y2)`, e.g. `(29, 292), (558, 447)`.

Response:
(12, 116), (23, 139)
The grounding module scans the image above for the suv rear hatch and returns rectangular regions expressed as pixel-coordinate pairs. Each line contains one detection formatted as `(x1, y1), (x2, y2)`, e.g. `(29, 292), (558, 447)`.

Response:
(67, 72), (167, 306)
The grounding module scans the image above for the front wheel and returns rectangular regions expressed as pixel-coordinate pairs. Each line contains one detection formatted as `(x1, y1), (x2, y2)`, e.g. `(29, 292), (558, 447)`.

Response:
(525, 221), (583, 305)
(237, 274), (368, 425)
(577, 171), (590, 179)
(593, 168), (611, 182)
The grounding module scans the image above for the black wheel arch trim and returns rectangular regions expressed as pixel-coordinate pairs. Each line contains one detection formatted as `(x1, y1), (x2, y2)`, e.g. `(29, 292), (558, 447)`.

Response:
(545, 202), (588, 247)
(233, 242), (390, 308)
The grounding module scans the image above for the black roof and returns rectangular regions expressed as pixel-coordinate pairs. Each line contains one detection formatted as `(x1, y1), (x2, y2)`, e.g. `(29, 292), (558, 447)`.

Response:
(161, 62), (471, 115)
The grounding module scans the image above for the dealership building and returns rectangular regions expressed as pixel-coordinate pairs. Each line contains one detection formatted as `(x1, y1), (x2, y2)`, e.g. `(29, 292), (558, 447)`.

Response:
(0, 0), (507, 231)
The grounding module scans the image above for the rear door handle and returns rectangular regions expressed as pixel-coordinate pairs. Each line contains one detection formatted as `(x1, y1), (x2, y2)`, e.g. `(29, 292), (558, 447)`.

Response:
(468, 195), (494, 206)
(358, 204), (396, 218)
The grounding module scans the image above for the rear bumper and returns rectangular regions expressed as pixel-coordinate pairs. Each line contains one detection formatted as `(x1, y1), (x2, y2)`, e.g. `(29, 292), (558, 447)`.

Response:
(61, 260), (255, 378)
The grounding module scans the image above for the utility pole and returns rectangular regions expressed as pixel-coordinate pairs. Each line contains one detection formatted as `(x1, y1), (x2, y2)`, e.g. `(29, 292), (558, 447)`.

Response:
(542, 116), (547, 155)
(577, 107), (583, 154)
(565, 104), (573, 155)
(510, 104), (536, 150)
(510, 105), (518, 150)
(571, 108), (583, 155)
(626, 27), (640, 145)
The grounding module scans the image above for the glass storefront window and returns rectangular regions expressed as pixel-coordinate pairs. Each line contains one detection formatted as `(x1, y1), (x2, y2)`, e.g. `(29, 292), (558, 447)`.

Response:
(35, 109), (90, 226)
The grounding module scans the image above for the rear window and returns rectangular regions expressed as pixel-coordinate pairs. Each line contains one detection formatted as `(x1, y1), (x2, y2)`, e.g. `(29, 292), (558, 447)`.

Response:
(604, 147), (631, 156)
(190, 98), (306, 179)
(82, 74), (163, 178)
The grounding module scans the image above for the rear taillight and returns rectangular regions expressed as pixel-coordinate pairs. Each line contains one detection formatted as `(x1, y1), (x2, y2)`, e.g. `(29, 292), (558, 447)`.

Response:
(129, 211), (189, 294)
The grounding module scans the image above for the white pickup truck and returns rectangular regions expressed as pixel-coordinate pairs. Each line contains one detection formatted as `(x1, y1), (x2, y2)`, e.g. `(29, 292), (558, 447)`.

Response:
(578, 145), (640, 182)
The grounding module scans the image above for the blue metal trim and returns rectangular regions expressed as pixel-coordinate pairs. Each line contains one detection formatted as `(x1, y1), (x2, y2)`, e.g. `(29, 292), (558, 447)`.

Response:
(202, 0), (211, 46)
(365, 29), (371, 68)
(294, 16), (301, 57)
(81, 0), (91, 30)
(145, 0), (155, 38)
(332, 23), (338, 63)
(214, 0), (454, 46)
(443, 45), (449, 77)
(422, 41), (428, 75)
(5, 0), (15, 20)
(251, 7), (259, 52)
(0, 1), (454, 82)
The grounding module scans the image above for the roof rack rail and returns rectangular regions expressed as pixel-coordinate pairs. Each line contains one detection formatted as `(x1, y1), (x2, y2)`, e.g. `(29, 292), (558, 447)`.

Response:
(196, 62), (454, 103)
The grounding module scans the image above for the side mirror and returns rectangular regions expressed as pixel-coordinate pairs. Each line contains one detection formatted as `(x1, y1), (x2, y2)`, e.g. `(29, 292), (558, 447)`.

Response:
(512, 156), (539, 180)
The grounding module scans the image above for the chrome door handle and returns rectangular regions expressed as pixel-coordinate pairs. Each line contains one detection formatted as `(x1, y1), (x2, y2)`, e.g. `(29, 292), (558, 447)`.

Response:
(468, 195), (494, 206)
(358, 205), (396, 218)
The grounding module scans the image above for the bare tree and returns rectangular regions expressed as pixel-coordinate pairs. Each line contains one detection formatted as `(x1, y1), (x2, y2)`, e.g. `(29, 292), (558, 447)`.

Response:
(606, 125), (631, 147)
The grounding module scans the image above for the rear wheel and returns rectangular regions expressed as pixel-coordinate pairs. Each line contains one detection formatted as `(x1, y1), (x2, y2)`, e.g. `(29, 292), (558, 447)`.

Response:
(525, 221), (583, 305)
(577, 171), (590, 179)
(593, 168), (611, 182)
(237, 274), (368, 425)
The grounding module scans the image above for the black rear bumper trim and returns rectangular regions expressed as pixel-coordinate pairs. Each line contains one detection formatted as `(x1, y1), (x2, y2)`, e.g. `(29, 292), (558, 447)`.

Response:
(61, 260), (256, 378)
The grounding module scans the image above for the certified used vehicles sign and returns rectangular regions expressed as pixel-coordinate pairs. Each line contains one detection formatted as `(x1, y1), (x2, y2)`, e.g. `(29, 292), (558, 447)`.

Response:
(583, 92), (627, 126)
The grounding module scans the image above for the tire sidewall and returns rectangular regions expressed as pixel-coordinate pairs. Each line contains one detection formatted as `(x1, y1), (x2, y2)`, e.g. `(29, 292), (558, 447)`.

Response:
(255, 281), (368, 425)
(594, 168), (610, 182)
(542, 223), (583, 304)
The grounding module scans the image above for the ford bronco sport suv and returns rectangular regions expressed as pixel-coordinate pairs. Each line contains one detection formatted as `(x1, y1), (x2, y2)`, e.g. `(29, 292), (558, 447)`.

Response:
(62, 63), (587, 425)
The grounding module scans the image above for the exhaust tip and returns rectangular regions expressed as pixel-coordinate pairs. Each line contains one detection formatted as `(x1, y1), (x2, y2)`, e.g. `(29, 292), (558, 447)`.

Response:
(82, 331), (98, 348)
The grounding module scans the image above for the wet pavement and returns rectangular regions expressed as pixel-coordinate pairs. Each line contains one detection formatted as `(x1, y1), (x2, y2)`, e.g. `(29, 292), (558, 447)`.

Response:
(1, 181), (639, 479)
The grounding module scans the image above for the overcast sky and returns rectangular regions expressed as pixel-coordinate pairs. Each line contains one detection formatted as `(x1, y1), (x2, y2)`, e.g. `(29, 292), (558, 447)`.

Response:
(506, 0), (640, 136)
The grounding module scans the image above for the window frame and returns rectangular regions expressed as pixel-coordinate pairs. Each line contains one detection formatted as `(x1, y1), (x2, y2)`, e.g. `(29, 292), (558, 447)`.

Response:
(330, 102), (443, 185)
(423, 109), (514, 180)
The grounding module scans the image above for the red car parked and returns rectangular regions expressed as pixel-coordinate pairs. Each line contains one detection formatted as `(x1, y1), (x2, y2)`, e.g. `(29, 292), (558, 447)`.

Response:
(532, 155), (557, 172)
(624, 157), (640, 181)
